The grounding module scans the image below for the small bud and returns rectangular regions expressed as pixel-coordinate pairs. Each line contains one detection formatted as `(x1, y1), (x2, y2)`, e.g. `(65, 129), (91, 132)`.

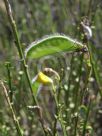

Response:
(81, 22), (92, 40)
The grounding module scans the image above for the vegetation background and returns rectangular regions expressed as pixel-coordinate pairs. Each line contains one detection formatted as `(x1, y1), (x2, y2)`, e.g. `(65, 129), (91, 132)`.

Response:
(0, 0), (102, 136)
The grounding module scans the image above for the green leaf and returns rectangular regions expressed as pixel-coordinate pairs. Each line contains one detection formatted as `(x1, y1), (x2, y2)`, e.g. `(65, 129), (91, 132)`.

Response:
(32, 81), (41, 96)
(25, 34), (84, 59)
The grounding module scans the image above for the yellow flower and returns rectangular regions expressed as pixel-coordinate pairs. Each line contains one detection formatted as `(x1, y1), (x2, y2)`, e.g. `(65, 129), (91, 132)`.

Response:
(37, 72), (53, 85)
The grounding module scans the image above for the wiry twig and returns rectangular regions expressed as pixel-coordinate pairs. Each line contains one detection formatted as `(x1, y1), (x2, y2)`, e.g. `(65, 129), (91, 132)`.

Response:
(0, 81), (23, 136)
(3, 0), (49, 135)
(3, 0), (37, 105)
(5, 62), (13, 102)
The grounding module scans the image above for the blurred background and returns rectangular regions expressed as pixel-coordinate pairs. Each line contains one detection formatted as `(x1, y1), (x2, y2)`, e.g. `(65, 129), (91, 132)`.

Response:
(0, 0), (102, 136)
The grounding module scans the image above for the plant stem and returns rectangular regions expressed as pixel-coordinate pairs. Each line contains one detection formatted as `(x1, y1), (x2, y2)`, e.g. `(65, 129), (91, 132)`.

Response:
(0, 81), (23, 136)
(3, 0), (37, 105)
(52, 84), (59, 136)
(65, 53), (74, 123)
(80, 62), (92, 104)
(87, 43), (102, 98)
(73, 54), (84, 136)
(65, 54), (74, 106)
(5, 62), (13, 102)
(82, 99), (92, 136)
(74, 54), (84, 111)
(52, 84), (67, 136)
(3, 0), (48, 135)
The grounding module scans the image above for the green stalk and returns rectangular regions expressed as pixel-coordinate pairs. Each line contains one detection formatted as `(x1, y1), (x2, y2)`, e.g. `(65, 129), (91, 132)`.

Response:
(87, 43), (102, 98)
(5, 62), (13, 102)
(0, 81), (23, 136)
(73, 54), (84, 136)
(3, 0), (48, 135)
(52, 84), (59, 136)
(3, 0), (37, 105)
(52, 84), (67, 136)
(65, 54), (74, 107)
(74, 54), (84, 111)
(65, 53), (74, 125)
(82, 99), (92, 136)
(80, 62), (92, 105)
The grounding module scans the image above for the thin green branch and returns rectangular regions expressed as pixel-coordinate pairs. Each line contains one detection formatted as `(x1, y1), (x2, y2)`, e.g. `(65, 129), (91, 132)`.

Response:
(3, 0), (37, 105)
(73, 54), (84, 136)
(82, 99), (92, 136)
(3, 0), (48, 135)
(5, 62), (13, 102)
(52, 84), (67, 136)
(87, 43), (102, 98)
(0, 81), (23, 136)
